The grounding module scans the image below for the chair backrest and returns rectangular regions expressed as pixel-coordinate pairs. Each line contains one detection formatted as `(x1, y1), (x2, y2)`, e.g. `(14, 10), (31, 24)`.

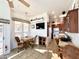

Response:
(35, 35), (37, 39)
(33, 35), (37, 42)
(15, 37), (20, 42)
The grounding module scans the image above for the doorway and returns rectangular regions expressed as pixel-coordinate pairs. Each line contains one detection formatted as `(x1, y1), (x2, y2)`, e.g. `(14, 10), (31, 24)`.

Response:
(0, 20), (10, 59)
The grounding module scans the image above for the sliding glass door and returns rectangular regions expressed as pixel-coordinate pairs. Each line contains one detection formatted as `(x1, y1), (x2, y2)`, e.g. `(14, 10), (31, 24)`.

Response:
(0, 23), (4, 55)
(0, 19), (10, 58)
(3, 23), (10, 54)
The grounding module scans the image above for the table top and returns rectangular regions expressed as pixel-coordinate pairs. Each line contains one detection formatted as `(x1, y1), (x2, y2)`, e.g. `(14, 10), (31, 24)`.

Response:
(21, 37), (33, 41)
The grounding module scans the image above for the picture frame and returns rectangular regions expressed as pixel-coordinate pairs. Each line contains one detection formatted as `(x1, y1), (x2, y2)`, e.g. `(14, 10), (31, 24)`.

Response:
(31, 25), (35, 29)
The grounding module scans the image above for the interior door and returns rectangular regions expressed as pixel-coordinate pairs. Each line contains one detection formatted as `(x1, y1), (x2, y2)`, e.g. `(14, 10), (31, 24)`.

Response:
(0, 23), (4, 55)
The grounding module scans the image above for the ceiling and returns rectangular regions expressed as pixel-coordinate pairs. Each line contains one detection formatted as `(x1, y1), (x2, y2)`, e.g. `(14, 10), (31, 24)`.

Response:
(11, 0), (74, 18)
(77, 0), (79, 6)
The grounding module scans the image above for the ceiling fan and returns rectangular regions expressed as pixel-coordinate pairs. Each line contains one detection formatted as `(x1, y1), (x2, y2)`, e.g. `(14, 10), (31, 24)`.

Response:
(7, 0), (30, 8)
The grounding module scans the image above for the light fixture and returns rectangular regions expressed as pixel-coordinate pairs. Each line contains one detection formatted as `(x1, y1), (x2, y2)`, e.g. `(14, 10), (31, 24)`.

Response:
(9, 0), (12, 2)
(54, 22), (58, 26)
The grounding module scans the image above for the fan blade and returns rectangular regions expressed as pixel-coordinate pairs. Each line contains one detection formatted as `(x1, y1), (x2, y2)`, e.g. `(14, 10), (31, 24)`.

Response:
(7, 0), (14, 8)
(19, 0), (30, 7)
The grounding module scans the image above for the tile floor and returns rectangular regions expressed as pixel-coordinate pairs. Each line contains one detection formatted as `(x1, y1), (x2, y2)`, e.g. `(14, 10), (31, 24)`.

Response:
(7, 45), (60, 59)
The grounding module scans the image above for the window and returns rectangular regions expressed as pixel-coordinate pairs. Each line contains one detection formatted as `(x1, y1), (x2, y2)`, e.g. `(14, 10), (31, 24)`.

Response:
(23, 23), (29, 37)
(14, 21), (29, 38)
(53, 28), (59, 38)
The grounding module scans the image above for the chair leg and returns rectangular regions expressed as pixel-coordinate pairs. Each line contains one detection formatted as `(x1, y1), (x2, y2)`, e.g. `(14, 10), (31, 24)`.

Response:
(17, 47), (23, 52)
(17, 47), (20, 52)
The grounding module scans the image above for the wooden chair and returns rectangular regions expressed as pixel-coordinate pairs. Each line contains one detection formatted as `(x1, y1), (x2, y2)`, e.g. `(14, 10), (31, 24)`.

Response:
(29, 35), (37, 48)
(15, 37), (25, 52)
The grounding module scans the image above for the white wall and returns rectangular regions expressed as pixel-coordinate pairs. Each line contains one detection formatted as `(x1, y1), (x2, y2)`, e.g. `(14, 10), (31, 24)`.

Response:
(0, 0), (17, 50)
(69, 0), (79, 10)
(30, 13), (50, 45)
(78, 10), (79, 33)
(68, 0), (75, 10)
(10, 20), (31, 49)
(10, 20), (17, 49)
(11, 11), (27, 20)
(65, 32), (79, 48)
(0, 0), (11, 20)
(30, 13), (49, 37)
(0, 0), (11, 54)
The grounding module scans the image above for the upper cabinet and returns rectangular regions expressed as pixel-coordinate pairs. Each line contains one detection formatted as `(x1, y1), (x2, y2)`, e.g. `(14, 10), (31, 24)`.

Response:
(63, 9), (78, 33)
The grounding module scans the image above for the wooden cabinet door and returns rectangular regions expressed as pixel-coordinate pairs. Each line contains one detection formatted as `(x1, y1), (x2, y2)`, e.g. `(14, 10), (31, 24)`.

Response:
(68, 9), (78, 33)
(63, 9), (78, 33)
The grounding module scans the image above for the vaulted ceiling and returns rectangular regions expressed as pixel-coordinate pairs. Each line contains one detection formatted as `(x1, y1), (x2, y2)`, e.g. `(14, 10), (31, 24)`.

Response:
(11, 0), (74, 18)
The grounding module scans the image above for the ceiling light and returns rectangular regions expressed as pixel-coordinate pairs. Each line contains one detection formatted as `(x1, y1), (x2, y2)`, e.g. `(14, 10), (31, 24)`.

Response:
(9, 0), (12, 2)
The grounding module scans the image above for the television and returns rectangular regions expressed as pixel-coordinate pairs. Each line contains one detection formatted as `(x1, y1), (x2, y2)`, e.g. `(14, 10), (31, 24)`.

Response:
(36, 23), (45, 29)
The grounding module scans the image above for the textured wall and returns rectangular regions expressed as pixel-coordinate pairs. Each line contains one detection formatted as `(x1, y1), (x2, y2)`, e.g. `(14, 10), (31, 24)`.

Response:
(78, 10), (79, 33)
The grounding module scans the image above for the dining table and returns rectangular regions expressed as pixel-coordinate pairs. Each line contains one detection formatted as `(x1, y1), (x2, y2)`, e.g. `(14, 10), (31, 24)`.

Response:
(22, 37), (33, 41)
(21, 37), (34, 48)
